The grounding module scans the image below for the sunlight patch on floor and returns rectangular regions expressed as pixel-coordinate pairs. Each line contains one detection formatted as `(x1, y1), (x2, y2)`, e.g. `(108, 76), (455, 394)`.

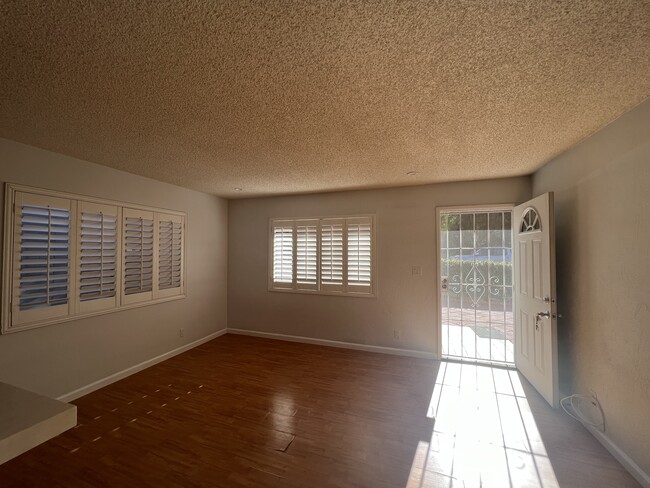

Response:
(408, 362), (560, 488)
(442, 323), (515, 365)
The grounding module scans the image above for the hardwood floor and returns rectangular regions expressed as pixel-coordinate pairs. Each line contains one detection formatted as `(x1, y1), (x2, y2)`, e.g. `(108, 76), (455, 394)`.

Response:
(0, 335), (639, 487)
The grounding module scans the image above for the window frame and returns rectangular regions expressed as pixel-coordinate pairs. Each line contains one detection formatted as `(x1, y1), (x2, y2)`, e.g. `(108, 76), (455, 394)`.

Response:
(1, 183), (186, 334)
(268, 214), (377, 298)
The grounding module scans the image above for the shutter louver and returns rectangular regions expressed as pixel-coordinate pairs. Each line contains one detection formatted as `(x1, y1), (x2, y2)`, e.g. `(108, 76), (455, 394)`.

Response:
(123, 209), (154, 302)
(320, 219), (344, 291)
(273, 224), (294, 287)
(347, 218), (373, 293)
(159, 220), (182, 289)
(18, 206), (70, 309)
(79, 211), (117, 302)
(11, 192), (72, 326)
(296, 222), (318, 290)
(76, 201), (120, 313)
(156, 213), (184, 298)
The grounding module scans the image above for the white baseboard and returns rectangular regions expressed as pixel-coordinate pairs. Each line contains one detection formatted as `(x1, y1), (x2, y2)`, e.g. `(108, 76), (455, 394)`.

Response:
(227, 328), (438, 360)
(585, 424), (650, 488)
(56, 329), (228, 403)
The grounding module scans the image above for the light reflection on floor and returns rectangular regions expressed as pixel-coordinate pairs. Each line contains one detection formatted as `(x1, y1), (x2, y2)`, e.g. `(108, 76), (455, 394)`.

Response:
(408, 361), (560, 488)
(271, 390), (296, 431)
(442, 323), (514, 365)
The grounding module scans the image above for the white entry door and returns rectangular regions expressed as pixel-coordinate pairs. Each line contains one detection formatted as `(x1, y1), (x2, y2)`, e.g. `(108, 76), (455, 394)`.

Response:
(514, 193), (559, 407)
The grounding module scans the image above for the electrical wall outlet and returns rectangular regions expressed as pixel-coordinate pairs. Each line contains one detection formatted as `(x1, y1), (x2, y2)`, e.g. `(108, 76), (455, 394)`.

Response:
(179, 328), (184, 337)
(411, 266), (422, 276)
(393, 329), (401, 340)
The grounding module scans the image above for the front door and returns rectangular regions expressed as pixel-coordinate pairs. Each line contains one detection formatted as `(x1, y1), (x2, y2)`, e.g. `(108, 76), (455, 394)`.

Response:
(514, 193), (559, 407)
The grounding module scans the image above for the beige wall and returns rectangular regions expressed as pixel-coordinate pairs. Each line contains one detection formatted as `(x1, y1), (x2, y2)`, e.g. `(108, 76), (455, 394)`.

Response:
(533, 99), (650, 474)
(0, 138), (228, 398)
(228, 177), (531, 354)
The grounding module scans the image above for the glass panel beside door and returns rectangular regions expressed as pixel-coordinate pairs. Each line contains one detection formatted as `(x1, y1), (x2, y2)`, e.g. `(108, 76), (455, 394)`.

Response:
(439, 208), (514, 365)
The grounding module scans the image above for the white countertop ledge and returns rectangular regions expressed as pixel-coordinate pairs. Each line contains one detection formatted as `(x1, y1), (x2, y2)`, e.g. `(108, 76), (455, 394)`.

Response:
(0, 382), (77, 465)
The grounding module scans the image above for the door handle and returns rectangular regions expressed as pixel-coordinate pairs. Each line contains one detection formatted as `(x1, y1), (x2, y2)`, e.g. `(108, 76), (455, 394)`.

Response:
(535, 311), (550, 331)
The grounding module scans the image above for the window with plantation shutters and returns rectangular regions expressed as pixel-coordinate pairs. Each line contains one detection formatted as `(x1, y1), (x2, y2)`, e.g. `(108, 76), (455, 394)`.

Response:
(10, 192), (72, 326)
(122, 208), (154, 304)
(3, 184), (187, 334)
(156, 213), (184, 298)
(269, 215), (375, 296)
(272, 223), (293, 289)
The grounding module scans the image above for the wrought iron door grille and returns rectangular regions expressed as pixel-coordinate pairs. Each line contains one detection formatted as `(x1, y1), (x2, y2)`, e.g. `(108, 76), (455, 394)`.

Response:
(440, 210), (514, 365)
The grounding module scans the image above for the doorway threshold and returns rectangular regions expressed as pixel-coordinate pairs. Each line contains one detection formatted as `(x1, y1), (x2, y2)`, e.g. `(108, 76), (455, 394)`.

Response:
(441, 355), (515, 370)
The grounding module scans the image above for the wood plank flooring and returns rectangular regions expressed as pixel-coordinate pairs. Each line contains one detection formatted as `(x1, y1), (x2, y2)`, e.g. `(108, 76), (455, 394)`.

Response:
(0, 334), (639, 487)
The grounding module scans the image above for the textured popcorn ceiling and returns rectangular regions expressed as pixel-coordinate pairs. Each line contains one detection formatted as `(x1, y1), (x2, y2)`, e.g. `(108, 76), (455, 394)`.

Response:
(1, 1), (649, 198)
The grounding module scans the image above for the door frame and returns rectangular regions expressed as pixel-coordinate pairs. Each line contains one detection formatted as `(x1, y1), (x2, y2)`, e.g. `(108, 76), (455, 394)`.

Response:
(435, 203), (517, 362)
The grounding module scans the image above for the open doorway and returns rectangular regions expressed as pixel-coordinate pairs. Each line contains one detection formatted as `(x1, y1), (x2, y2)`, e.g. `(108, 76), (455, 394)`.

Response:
(437, 206), (515, 366)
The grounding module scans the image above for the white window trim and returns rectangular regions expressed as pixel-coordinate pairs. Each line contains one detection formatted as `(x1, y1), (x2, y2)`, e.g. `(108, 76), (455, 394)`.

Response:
(268, 214), (377, 298)
(1, 183), (187, 334)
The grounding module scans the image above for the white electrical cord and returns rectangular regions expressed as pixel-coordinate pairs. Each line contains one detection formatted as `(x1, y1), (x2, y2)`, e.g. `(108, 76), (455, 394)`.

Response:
(560, 394), (606, 431)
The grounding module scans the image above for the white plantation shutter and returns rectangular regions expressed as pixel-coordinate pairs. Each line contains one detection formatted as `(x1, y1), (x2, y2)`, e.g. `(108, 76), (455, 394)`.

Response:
(346, 217), (373, 294)
(296, 221), (318, 290)
(3, 184), (189, 334)
(11, 192), (72, 327)
(122, 208), (154, 304)
(272, 222), (294, 288)
(269, 215), (374, 296)
(77, 202), (119, 313)
(320, 219), (344, 292)
(156, 213), (184, 298)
